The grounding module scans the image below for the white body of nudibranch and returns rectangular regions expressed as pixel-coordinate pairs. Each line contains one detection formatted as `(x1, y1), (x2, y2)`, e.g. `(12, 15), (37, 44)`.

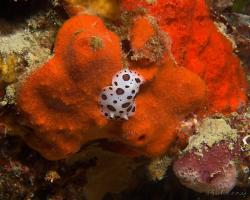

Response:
(99, 69), (144, 120)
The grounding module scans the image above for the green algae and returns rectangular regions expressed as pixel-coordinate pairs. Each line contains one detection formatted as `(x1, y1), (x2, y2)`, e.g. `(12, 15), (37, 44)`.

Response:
(184, 118), (238, 155)
(232, 0), (250, 13)
(90, 36), (103, 51)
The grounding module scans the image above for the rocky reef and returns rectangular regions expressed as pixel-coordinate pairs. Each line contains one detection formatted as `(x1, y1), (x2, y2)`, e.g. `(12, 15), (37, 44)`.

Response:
(0, 0), (249, 199)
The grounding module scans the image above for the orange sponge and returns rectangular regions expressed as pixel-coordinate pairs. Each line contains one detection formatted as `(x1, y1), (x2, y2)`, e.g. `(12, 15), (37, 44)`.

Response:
(122, 58), (206, 156)
(121, 0), (248, 113)
(17, 15), (206, 160)
(17, 15), (123, 159)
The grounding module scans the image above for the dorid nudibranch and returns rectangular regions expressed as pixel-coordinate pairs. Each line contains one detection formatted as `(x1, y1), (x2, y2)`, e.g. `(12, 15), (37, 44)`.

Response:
(99, 69), (144, 120)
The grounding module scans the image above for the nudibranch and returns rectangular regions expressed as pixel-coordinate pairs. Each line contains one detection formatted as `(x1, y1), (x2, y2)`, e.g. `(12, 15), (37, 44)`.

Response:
(99, 69), (144, 120)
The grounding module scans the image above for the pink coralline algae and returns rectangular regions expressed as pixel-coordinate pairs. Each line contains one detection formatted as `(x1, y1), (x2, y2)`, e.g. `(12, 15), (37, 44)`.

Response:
(173, 142), (238, 195)
(173, 118), (250, 194)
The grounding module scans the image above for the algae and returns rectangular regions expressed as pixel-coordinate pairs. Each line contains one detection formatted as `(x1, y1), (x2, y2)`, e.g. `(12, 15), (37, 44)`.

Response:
(90, 36), (103, 51)
(0, 54), (17, 83)
(185, 118), (238, 154)
(232, 0), (250, 13)
(44, 170), (61, 183)
(148, 156), (172, 181)
(0, 84), (16, 106)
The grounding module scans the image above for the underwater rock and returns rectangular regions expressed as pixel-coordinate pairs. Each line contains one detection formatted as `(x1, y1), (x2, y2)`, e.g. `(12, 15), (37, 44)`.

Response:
(207, 0), (234, 11)
(184, 118), (238, 153)
(0, 3), (63, 95)
(173, 142), (238, 195)
(229, 13), (250, 66)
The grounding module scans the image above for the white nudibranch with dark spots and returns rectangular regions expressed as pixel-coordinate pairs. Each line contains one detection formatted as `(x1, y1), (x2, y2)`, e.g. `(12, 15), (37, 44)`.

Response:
(99, 69), (144, 120)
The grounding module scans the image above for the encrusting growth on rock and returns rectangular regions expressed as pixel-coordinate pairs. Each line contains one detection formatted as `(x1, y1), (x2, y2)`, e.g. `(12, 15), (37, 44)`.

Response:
(0, 54), (17, 83)
(173, 117), (250, 194)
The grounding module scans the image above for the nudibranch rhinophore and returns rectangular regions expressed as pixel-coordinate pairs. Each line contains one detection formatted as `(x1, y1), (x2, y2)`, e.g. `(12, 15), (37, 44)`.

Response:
(99, 69), (144, 120)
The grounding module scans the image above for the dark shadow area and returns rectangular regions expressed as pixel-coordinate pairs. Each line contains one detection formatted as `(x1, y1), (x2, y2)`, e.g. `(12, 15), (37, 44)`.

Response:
(105, 168), (250, 200)
(0, 0), (50, 20)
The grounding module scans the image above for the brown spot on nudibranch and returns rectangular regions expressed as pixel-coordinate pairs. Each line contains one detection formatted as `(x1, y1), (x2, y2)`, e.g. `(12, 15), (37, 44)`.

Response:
(132, 107), (136, 112)
(135, 78), (141, 83)
(127, 106), (132, 112)
(116, 88), (125, 95)
(122, 74), (130, 81)
(101, 94), (107, 100)
(100, 69), (144, 121)
(107, 105), (116, 111)
(122, 102), (130, 108)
